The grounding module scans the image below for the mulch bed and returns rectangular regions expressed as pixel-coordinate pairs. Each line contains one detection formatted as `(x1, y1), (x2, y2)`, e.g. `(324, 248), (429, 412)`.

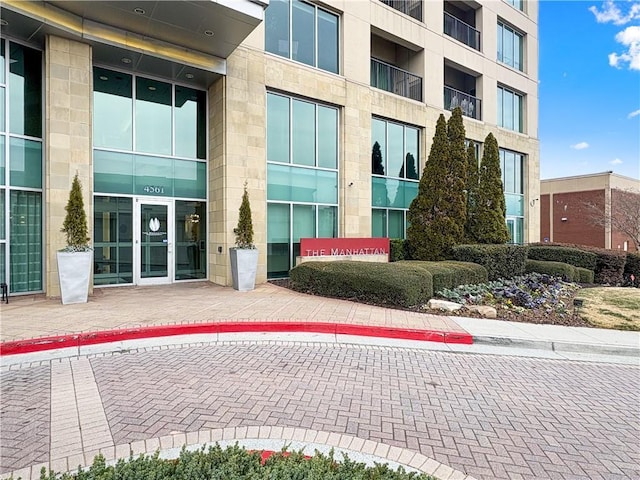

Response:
(268, 279), (593, 328)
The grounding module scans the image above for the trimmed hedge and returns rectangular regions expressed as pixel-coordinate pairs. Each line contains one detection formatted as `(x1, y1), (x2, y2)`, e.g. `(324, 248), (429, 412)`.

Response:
(451, 244), (529, 280)
(530, 243), (626, 285)
(389, 239), (408, 262)
(290, 261), (433, 307)
(623, 252), (640, 287)
(576, 267), (595, 284)
(401, 260), (488, 293)
(527, 245), (597, 270)
(39, 445), (436, 480)
(525, 259), (578, 282)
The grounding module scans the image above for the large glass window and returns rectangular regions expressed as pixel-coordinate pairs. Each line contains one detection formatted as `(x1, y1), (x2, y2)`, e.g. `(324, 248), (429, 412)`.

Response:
(1, 39), (43, 294)
(265, 0), (339, 74)
(498, 21), (524, 71)
(9, 43), (42, 138)
(10, 190), (42, 293)
(94, 68), (133, 150)
(500, 148), (525, 244)
(93, 67), (207, 199)
(94, 197), (133, 285)
(175, 200), (206, 280)
(93, 68), (208, 285)
(135, 77), (172, 155)
(266, 92), (339, 278)
(505, 0), (524, 12)
(371, 117), (420, 238)
(497, 85), (523, 133)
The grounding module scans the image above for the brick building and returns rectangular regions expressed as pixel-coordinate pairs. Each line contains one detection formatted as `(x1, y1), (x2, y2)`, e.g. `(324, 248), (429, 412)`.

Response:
(540, 172), (640, 252)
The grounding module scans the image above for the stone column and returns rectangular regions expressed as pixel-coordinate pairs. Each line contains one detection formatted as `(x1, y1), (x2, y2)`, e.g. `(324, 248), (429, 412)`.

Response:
(44, 35), (93, 298)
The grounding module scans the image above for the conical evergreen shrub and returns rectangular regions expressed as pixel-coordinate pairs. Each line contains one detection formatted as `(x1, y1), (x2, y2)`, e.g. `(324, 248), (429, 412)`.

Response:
(61, 173), (90, 251)
(473, 133), (510, 244)
(233, 183), (255, 249)
(465, 142), (480, 243)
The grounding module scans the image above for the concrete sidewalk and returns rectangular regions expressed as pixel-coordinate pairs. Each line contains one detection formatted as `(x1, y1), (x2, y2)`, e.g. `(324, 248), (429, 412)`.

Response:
(1, 282), (638, 362)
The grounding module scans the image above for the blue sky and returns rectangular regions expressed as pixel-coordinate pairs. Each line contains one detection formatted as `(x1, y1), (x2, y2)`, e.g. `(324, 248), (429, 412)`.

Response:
(539, 0), (640, 180)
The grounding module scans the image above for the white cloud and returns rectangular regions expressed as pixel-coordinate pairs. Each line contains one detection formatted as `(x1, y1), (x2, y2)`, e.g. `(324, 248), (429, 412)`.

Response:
(589, 1), (640, 25)
(629, 109), (640, 118)
(571, 142), (590, 150)
(609, 25), (640, 70)
(610, 158), (623, 165)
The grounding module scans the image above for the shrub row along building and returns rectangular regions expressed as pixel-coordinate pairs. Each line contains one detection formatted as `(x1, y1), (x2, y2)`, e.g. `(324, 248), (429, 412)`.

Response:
(0, 0), (539, 296)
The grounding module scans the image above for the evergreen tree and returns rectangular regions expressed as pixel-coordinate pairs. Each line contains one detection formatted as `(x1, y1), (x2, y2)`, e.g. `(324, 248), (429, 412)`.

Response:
(407, 108), (468, 260)
(464, 142), (480, 242)
(61, 173), (89, 251)
(445, 106), (468, 238)
(371, 141), (385, 175)
(473, 133), (510, 244)
(407, 115), (448, 260)
(233, 183), (255, 248)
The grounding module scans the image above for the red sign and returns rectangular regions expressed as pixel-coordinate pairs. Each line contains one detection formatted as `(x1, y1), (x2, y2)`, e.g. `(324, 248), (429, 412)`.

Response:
(299, 238), (390, 257)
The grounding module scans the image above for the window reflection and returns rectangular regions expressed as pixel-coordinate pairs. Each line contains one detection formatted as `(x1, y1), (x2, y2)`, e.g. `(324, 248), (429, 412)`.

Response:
(136, 77), (171, 155)
(94, 68), (133, 150)
(9, 43), (42, 138)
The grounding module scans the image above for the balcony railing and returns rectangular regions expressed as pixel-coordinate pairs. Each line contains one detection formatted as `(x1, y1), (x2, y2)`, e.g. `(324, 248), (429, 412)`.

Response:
(444, 12), (480, 51)
(444, 86), (481, 120)
(379, 0), (423, 21)
(371, 58), (423, 102)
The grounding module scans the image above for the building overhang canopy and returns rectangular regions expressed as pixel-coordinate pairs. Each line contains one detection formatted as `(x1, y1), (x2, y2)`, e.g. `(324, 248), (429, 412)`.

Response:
(1, 0), (268, 86)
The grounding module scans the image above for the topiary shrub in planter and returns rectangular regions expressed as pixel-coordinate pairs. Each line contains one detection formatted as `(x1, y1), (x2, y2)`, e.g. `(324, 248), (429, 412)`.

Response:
(290, 261), (434, 307)
(57, 173), (92, 305)
(451, 244), (529, 281)
(230, 183), (258, 291)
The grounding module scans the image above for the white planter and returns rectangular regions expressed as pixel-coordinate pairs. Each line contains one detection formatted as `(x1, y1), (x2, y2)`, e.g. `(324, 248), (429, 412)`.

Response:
(229, 248), (259, 291)
(57, 251), (93, 305)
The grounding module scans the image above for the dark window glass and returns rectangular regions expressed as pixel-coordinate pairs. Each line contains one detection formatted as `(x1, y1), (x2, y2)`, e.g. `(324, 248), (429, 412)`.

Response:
(318, 9), (339, 74)
(9, 43), (42, 138)
(175, 87), (206, 159)
(175, 200), (206, 280)
(93, 196), (133, 285)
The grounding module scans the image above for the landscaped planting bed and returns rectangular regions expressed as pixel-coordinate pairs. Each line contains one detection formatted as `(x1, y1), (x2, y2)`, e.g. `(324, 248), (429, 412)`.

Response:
(35, 445), (435, 480)
(434, 273), (585, 326)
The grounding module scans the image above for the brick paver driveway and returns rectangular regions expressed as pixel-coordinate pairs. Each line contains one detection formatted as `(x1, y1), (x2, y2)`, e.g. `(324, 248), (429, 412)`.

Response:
(2, 343), (639, 479)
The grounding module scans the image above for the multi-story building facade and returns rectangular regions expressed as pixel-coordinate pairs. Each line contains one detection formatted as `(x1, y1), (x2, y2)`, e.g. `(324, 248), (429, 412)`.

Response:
(541, 172), (639, 252)
(0, 0), (539, 297)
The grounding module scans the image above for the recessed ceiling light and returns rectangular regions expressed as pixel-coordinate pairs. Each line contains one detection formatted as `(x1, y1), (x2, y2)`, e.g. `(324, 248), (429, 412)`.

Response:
(148, 86), (157, 91)
(185, 73), (194, 79)
(121, 57), (132, 64)
(204, 30), (214, 37)
(0, 19), (8, 26)
(99, 75), (109, 81)
(134, 8), (145, 14)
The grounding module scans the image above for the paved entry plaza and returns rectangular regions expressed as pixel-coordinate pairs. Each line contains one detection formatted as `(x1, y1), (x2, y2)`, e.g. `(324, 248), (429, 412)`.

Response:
(1, 283), (639, 480)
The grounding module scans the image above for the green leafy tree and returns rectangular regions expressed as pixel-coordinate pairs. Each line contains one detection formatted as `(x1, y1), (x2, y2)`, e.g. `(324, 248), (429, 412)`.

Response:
(233, 182), (255, 249)
(464, 142), (480, 242)
(61, 173), (90, 251)
(472, 133), (510, 244)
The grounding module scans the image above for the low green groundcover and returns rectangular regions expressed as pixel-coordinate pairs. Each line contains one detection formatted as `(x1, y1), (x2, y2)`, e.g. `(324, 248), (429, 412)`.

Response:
(34, 445), (435, 480)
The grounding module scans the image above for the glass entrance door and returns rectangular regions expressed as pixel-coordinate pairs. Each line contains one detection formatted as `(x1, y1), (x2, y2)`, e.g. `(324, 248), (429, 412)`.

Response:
(136, 198), (173, 285)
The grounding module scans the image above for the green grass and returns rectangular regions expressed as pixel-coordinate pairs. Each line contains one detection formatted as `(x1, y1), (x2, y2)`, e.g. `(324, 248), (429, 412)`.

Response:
(575, 287), (640, 331)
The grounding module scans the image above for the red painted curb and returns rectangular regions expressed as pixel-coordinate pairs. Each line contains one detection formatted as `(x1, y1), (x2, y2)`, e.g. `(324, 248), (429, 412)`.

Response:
(0, 322), (473, 356)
